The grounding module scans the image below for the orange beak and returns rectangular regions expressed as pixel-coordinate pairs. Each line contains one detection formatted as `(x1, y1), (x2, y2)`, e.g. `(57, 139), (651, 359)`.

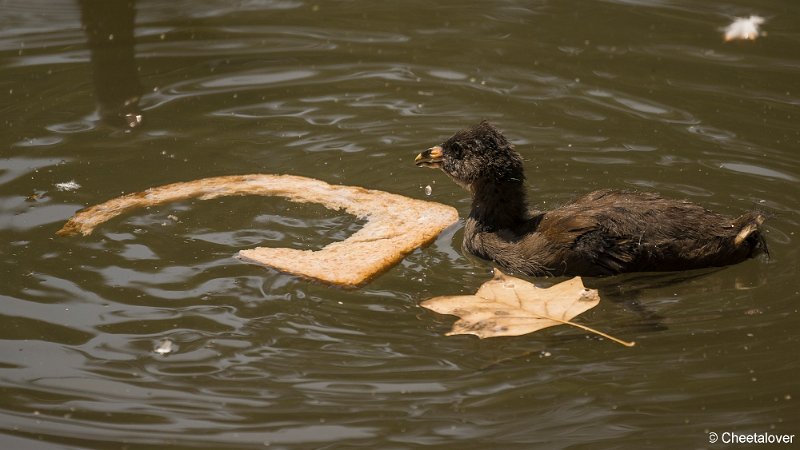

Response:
(414, 146), (443, 168)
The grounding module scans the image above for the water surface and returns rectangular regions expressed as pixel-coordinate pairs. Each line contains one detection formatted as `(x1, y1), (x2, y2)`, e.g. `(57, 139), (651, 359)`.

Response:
(1, 0), (798, 448)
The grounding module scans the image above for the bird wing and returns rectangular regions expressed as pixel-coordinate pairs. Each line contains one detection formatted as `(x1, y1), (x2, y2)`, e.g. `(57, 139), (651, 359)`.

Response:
(535, 205), (639, 276)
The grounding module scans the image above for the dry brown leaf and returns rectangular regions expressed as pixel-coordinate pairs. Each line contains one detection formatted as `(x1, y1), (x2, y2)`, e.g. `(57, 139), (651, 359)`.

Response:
(421, 269), (634, 346)
(57, 174), (459, 287)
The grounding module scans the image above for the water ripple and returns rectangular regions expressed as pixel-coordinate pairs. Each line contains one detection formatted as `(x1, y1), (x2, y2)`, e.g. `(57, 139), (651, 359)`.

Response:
(581, 88), (698, 124)
(718, 162), (797, 182)
(2, 1), (799, 448)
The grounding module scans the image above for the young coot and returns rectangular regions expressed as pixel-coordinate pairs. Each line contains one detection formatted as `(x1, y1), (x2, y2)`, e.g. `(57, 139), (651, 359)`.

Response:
(415, 121), (767, 277)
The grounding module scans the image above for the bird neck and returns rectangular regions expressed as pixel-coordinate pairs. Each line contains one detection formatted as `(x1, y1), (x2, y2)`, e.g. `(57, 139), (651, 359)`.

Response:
(468, 179), (529, 231)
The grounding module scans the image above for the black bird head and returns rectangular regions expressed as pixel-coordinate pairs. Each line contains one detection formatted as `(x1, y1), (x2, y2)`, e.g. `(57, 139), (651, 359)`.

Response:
(415, 121), (525, 191)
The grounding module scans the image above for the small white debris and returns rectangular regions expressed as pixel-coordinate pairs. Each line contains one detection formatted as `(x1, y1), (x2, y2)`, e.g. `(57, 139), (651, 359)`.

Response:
(55, 180), (81, 192)
(424, 185), (432, 196)
(167, 214), (179, 222)
(724, 15), (765, 42)
(154, 338), (176, 355)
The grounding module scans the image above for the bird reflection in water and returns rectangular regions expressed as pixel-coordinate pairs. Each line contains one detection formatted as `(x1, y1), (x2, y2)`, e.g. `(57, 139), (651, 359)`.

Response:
(79, 0), (143, 130)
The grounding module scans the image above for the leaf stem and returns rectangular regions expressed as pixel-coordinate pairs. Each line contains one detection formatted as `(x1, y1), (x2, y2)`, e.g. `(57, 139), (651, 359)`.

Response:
(547, 316), (636, 347)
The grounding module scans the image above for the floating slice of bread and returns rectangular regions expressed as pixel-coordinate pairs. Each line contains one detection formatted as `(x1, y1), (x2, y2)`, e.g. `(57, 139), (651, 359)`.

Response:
(57, 174), (459, 287)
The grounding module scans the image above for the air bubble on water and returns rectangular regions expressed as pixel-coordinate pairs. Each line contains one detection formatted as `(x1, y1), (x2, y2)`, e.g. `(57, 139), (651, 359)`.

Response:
(424, 185), (432, 196)
(154, 338), (176, 355)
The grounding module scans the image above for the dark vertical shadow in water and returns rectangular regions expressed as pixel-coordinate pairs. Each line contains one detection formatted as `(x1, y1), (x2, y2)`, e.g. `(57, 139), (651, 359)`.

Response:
(79, 0), (143, 129)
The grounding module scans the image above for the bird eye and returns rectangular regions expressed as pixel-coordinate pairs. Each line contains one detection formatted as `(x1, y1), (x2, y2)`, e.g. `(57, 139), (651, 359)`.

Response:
(448, 142), (463, 158)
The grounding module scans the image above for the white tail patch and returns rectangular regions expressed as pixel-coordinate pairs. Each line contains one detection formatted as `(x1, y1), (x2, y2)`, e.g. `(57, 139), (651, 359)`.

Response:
(734, 215), (764, 246)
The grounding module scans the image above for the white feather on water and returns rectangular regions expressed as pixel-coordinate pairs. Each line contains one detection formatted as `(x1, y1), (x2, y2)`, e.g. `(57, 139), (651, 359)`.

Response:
(55, 180), (81, 191)
(724, 15), (765, 42)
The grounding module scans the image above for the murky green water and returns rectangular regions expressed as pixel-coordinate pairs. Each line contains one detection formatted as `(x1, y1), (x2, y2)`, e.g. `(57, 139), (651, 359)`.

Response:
(2, 0), (798, 448)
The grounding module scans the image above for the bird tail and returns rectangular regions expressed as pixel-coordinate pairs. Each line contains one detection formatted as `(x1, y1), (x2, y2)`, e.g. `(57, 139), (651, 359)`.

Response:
(733, 212), (768, 258)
